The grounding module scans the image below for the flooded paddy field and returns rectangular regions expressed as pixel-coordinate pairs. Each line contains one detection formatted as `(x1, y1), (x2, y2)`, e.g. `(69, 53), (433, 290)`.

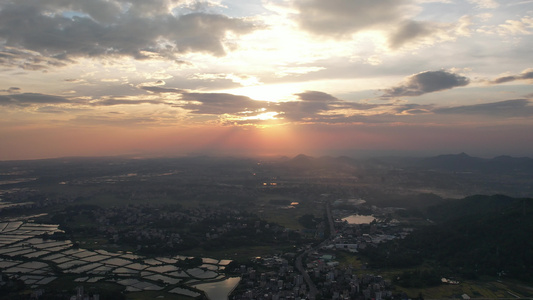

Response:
(0, 220), (236, 298)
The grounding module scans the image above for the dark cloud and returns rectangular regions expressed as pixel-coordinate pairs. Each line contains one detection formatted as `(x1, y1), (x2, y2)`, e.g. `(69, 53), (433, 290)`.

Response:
(0, 47), (69, 70)
(0, 93), (70, 106)
(490, 68), (533, 84)
(91, 99), (166, 106)
(0, 0), (257, 68)
(388, 20), (436, 49)
(277, 91), (337, 120)
(139, 87), (407, 124)
(141, 88), (378, 122)
(142, 88), (368, 121)
(137, 86), (272, 115)
(394, 103), (434, 115)
(383, 70), (470, 97)
(72, 115), (159, 126)
(36, 106), (67, 114)
(141, 86), (185, 94)
(295, 91), (338, 102)
(0, 87), (21, 93)
(435, 99), (533, 117)
(275, 90), (380, 122)
(178, 92), (265, 114)
(294, 0), (406, 37)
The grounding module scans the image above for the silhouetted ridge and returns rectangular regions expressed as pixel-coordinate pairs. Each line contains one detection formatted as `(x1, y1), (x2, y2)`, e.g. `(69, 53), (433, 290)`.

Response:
(420, 152), (483, 171)
(417, 153), (533, 173)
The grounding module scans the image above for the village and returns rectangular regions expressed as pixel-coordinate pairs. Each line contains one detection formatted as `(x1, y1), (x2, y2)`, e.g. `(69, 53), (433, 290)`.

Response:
(229, 201), (416, 300)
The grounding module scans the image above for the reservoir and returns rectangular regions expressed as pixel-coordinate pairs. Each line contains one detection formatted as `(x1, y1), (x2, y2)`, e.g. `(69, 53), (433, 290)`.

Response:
(193, 277), (241, 300)
(342, 214), (376, 224)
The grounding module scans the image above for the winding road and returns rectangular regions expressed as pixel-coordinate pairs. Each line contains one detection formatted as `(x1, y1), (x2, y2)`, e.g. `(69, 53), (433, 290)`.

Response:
(294, 200), (336, 300)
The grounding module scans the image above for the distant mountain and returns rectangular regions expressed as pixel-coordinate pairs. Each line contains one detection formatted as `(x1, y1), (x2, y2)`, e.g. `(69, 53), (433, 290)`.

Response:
(289, 154), (314, 166)
(416, 153), (533, 173)
(418, 152), (483, 170)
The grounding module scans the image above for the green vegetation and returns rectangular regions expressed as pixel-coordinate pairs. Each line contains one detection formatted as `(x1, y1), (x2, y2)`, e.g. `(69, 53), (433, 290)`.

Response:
(394, 279), (533, 299)
(125, 291), (198, 300)
(175, 257), (203, 269)
(0, 275), (26, 300)
(298, 214), (323, 229)
(361, 195), (533, 283)
(256, 194), (324, 230)
(335, 251), (364, 269)
(394, 269), (441, 288)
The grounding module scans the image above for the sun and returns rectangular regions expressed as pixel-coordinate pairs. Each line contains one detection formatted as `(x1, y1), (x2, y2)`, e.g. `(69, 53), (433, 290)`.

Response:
(220, 83), (302, 103)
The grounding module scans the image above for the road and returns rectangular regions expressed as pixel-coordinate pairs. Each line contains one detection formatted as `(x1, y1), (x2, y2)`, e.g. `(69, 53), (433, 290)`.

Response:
(294, 200), (336, 300)
(325, 199), (335, 238)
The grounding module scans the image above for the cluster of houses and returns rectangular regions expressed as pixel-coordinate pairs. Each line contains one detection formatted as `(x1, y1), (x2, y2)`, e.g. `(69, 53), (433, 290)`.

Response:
(91, 204), (250, 247)
(230, 254), (394, 300)
(229, 203), (416, 300)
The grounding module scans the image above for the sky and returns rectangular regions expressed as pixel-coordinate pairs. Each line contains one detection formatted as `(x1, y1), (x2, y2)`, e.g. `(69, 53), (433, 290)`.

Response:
(0, 0), (532, 160)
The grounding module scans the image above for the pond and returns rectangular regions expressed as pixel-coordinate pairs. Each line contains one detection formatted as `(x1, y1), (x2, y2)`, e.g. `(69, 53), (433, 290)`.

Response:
(342, 214), (376, 224)
(193, 277), (241, 300)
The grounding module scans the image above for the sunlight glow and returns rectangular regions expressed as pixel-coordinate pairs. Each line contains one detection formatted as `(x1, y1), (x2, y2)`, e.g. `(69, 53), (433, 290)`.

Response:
(243, 111), (280, 121)
(222, 84), (303, 102)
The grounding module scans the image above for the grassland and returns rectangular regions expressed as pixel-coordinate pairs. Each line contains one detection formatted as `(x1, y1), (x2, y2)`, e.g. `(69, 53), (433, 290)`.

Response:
(255, 194), (325, 230)
(393, 279), (533, 299)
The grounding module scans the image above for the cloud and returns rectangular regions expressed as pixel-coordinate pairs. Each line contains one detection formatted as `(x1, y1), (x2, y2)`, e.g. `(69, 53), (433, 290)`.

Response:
(388, 20), (436, 49)
(274, 91), (382, 122)
(140, 86), (185, 94)
(276, 91), (335, 120)
(0, 87), (21, 94)
(190, 73), (262, 86)
(388, 16), (472, 50)
(383, 70), (470, 97)
(0, 93), (70, 106)
(389, 20), (442, 49)
(294, 0), (407, 37)
(139, 87), (378, 123)
(72, 115), (160, 127)
(394, 103), (435, 115)
(36, 106), (67, 114)
(141, 88), (382, 123)
(479, 16), (533, 36)
(496, 16), (533, 35)
(292, 0), (470, 51)
(0, 0), (257, 68)
(177, 92), (266, 115)
(0, 47), (69, 70)
(90, 98), (167, 106)
(295, 91), (338, 102)
(490, 68), (533, 84)
(435, 99), (533, 117)
(275, 66), (326, 78)
(468, 0), (499, 9)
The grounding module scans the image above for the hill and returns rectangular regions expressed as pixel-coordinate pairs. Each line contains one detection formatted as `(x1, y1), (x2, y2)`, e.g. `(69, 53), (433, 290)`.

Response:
(363, 195), (533, 282)
(416, 153), (533, 174)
